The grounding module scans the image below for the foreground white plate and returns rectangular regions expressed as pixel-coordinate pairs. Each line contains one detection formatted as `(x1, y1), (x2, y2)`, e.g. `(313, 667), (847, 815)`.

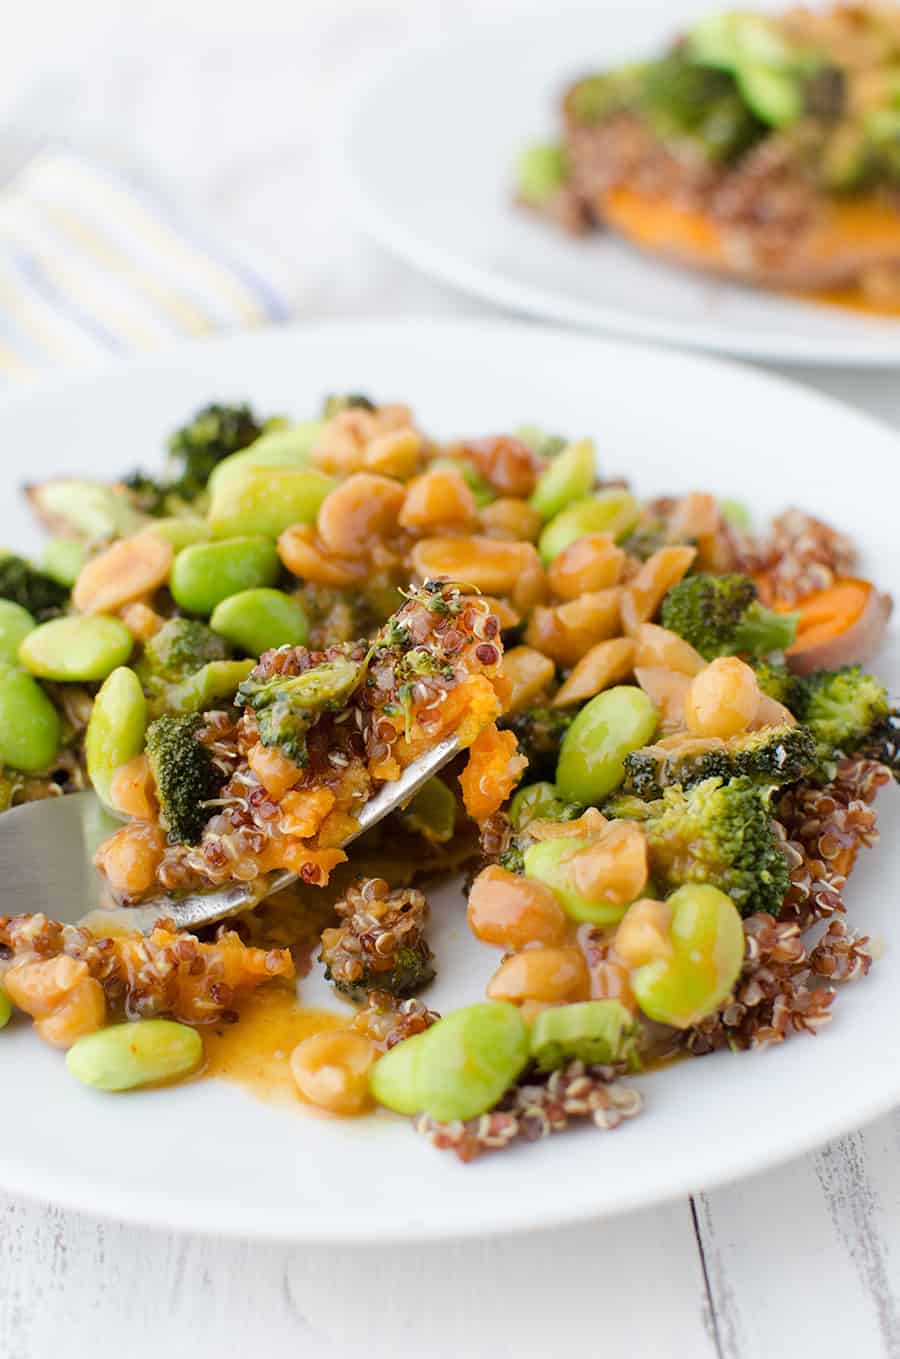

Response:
(0, 319), (897, 1241)
(343, 0), (900, 365)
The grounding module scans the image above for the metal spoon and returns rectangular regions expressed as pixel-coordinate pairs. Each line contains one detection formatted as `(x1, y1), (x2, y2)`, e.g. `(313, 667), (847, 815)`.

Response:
(0, 735), (459, 935)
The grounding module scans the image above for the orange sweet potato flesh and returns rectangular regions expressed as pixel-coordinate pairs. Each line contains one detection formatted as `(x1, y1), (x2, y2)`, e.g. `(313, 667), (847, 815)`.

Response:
(600, 186), (900, 292)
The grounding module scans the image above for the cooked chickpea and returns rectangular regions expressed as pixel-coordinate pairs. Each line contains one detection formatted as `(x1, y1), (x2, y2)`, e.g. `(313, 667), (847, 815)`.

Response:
(569, 822), (648, 907)
(525, 590), (621, 668)
(552, 638), (636, 708)
(410, 536), (543, 600)
(502, 645), (556, 714)
(277, 524), (362, 587)
(73, 532), (173, 616)
(685, 657), (760, 739)
(398, 467), (477, 532)
(119, 599), (165, 642)
(620, 546), (697, 635)
(290, 1030), (377, 1116)
(614, 898), (674, 968)
(467, 865), (567, 949)
(666, 493), (719, 543)
(634, 666), (692, 733)
(92, 821), (166, 896)
(109, 754), (157, 820)
(480, 497), (544, 542)
(317, 473), (406, 559)
(634, 623), (705, 677)
(547, 533), (625, 600)
(486, 947), (590, 1005)
(36, 977), (106, 1049)
(363, 427), (423, 479)
(465, 435), (540, 497)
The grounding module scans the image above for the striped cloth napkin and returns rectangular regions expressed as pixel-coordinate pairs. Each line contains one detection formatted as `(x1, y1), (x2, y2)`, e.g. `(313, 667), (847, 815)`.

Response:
(0, 145), (291, 380)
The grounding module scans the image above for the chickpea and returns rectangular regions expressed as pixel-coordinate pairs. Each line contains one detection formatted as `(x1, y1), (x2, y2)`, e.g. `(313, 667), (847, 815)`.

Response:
(119, 600), (165, 642)
(547, 533), (625, 600)
(36, 978), (106, 1049)
(398, 467), (477, 532)
(634, 666), (692, 733)
(569, 822), (648, 907)
(317, 474), (406, 559)
(620, 546), (697, 635)
(290, 1030), (377, 1116)
(92, 821), (166, 896)
(277, 524), (362, 587)
(524, 589), (621, 668)
(502, 645), (556, 714)
(73, 532), (173, 616)
(467, 865), (567, 949)
(487, 947), (590, 1005)
(685, 657), (760, 739)
(480, 497), (544, 542)
(614, 898), (674, 969)
(109, 754), (158, 821)
(465, 435), (541, 497)
(552, 638), (636, 708)
(633, 623), (705, 677)
(666, 493), (719, 543)
(363, 427), (423, 479)
(410, 536), (543, 600)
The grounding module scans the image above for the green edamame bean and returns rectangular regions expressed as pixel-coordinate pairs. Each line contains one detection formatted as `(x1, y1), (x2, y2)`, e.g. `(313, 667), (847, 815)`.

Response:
(0, 664), (61, 771)
(538, 490), (640, 564)
(207, 422), (323, 493)
(86, 667), (147, 810)
(529, 438), (595, 520)
(66, 1019), (203, 1091)
(170, 536), (280, 615)
(529, 1000), (640, 1073)
(523, 835), (627, 925)
(28, 480), (145, 542)
(146, 517), (210, 551)
(370, 1003), (529, 1121)
(19, 616), (133, 682)
(508, 781), (577, 831)
(207, 465), (336, 540)
(369, 1029), (429, 1116)
(0, 986), (11, 1030)
(0, 600), (36, 665)
(161, 658), (255, 715)
(210, 588), (309, 655)
(41, 538), (87, 588)
(517, 141), (568, 208)
(415, 1002), (530, 1122)
(625, 885), (744, 1029)
(556, 685), (657, 804)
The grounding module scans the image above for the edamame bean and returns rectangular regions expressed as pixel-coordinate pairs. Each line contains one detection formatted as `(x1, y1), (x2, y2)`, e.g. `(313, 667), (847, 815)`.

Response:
(41, 538), (87, 588)
(207, 422), (323, 493)
(28, 480), (145, 542)
(146, 517), (210, 551)
(66, 1019), (203, 1091)
(414, 1002), (530, 1122)
(19, 616), (133, 682)
(529, 1000), (640, 1072)
(369, 1029), (429, 1115)
(508, 781), (575, 831)
(169, 536), (280, 615)
(397, 775), (457, 844)
(0, 986), (12, 1030)
(86, 667), (147, 810)
(538, 490), (640, 564)
(555, 685), (657, 804)
(529, 438), (595, 520)
(207, 465), (336, 540)
(210, 588), (309, 655)
(0, 665), (61, 771)
(524, 834), (629, 925)
(616, 886), (744, 1028)
(162, 658), (254, 714)
(0, 600), (36, 664)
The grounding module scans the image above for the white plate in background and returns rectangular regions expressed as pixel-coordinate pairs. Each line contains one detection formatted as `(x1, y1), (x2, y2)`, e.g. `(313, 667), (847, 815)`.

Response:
(343, 2), (900, 365)
(0, 318), (897, 1240)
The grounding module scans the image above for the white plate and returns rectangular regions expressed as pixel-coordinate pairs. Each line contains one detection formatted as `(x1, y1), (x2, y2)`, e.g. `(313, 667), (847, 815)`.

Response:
(343, 1), (900, 365)
(0, 319), (897, 1242)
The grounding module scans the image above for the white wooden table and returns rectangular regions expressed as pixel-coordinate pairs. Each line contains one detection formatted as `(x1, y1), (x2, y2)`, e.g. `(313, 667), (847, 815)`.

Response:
(1, 3), (899, 1355)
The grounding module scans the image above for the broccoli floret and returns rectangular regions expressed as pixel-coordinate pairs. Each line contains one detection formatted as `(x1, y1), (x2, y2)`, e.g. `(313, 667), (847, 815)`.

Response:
(660, 573), (798, 660)
(620, 519), (669, 561)
(623, 724), (816, 798)
(501, 706), (574, 780)
(752, 658), (800, 709)
(640, 54), (766, 162)
(166, 403), (267, 501)
(237, 651), (367, 765)
(794, 666), (895, 773)
(145, 713), (225, 845)
(607, 775), (789, 917)
(122, 470), (169, 517)
(0, 555), (68, 618)
(138, 618), (231, 687)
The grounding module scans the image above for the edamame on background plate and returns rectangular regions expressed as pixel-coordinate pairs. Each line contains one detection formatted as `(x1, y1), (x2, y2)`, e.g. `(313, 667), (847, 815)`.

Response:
(0, 319), (897, 1243)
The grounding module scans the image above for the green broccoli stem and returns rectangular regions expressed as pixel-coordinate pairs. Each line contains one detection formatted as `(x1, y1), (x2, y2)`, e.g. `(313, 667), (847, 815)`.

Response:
(733, 602), (798, 658)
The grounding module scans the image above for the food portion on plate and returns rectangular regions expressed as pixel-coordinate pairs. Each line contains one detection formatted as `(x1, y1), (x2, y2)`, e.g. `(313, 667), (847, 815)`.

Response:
(518, 4), (900, 309)
(0, 393), (896, 1163)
